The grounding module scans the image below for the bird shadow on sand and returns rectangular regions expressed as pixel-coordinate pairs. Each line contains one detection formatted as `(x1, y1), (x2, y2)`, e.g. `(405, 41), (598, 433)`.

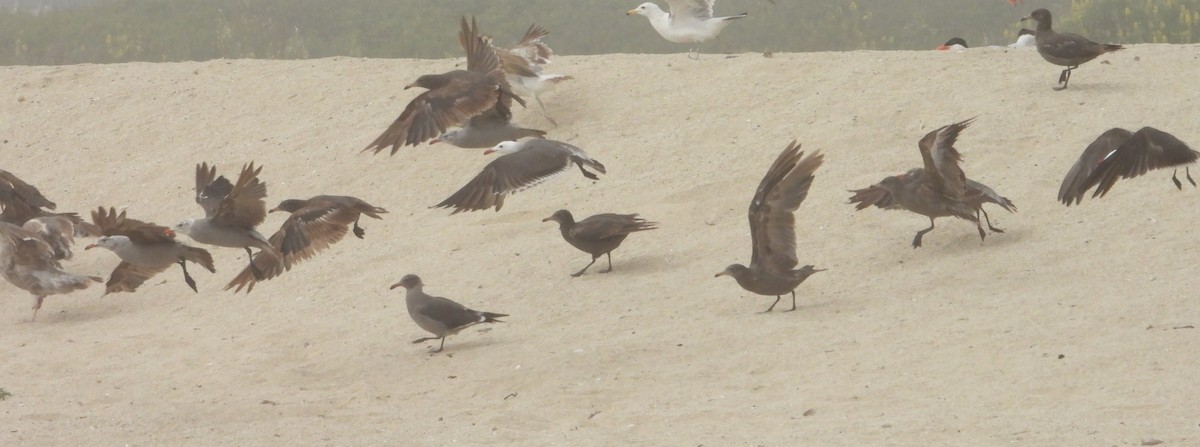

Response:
(569, 255), (667, 278)
(414, 337), (500, 356)
(30, 304), (126, 324)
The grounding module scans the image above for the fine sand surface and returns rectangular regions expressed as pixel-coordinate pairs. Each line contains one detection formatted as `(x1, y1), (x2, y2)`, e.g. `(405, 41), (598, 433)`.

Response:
(2, 45), (1199, 446)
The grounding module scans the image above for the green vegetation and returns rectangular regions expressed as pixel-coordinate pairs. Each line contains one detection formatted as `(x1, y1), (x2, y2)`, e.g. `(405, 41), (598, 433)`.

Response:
(0, 388), (11, 400)
(0, 0), (1196, 65)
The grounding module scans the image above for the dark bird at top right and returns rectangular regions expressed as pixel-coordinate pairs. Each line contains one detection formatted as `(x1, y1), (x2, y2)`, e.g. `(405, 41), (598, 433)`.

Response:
(1058, 127), (1199, 206)
(1022, 8), (1123, 90)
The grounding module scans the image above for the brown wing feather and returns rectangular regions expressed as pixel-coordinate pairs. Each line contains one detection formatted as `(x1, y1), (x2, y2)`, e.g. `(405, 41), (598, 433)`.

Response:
(91, 207), (175, 245)
(225, 203), (358, 293)
(570, 214), (658, 240)
(104, 260), (170, 295)
(1058, 128), (1132, 206)
(0, 169), (56, 211)
(756, 149), (824, 273)
(194, 162), (226, 216)
(1077, 127), (1200, 201)
(931, 118), (972, 198)
(213, 162), (268, 229)
(748, 142), (824, 273)
(363, 74), (502, 154)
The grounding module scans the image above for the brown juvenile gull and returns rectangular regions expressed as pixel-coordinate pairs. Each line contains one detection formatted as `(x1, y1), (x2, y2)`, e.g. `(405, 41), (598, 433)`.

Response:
(1022, 8), (1123, 90)
(390, 274), (507, 354)
(434, 139), (606, 214)
(627, 0), (749, 59)
(1058, 127), (1199, 206)
(173, 162), (278, 280)
(542, 209), (658, 277)
(85, 207), (216, 295)
(847, 118), (1015, 248)
(715, 141), (825, 313)
(494, 23), (573, 126)
(363, 16), (524, 154)
(1, 169), (100, 238)
(0, 222), (101, 321)
(225, 195), (387, 293)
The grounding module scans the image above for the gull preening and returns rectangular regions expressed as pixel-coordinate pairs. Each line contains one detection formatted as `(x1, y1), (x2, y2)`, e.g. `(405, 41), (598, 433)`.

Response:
(627, 0), (749, 59)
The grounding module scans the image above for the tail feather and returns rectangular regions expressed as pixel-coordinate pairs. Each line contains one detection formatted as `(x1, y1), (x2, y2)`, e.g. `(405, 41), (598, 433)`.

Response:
(1103, 44), (1124, 52)
(186, 246), (216, 272)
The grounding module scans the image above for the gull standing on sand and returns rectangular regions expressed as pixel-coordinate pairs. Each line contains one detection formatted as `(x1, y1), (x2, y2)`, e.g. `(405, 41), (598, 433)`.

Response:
(173, 162), (277, 280)
(434, 139), (606, 214)
(627, 0), (749, 59)
(715, 141), (825, 313)
(1022, 9), (1123, 90)
(390, 274), (507, 354)
(0, 222), (101, 321)
(542, 210), (658, 277)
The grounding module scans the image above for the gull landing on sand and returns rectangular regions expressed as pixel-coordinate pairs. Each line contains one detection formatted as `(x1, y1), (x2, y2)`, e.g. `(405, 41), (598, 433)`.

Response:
(627, 0), (750, 59)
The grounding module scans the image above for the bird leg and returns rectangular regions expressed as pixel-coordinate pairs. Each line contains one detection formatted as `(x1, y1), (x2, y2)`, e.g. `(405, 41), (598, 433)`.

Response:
(762, 295), (782, 313)
(245, 247), (265, 281)
(31, 295), (45, 322)
(179, 259), (199, 293)
(535, 96), (558, 128)
(1171, 168), (1195, 190)
(1053, 66), (1076, 91)
(352, 217), (366, 239)
(978, 208), (1004, 234)
(912, 217), (937, 248)
(412, 336), (447, 353)
(571, 256), (598, 277)
(578, 163), (599, 180)
(781, 291), (799, 312)
(599, 253), (614, 274)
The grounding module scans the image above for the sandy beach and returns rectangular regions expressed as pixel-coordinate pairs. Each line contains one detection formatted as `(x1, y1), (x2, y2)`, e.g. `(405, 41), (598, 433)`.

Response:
(2, 44), (1199, 445)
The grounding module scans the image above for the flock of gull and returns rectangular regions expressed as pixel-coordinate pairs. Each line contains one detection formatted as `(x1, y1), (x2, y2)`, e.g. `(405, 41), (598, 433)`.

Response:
(3, 2), (1198, 353)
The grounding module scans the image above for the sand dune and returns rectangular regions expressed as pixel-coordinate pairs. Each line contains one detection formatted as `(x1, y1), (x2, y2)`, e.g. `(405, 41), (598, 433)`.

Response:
(2, 44), (1199, 445)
